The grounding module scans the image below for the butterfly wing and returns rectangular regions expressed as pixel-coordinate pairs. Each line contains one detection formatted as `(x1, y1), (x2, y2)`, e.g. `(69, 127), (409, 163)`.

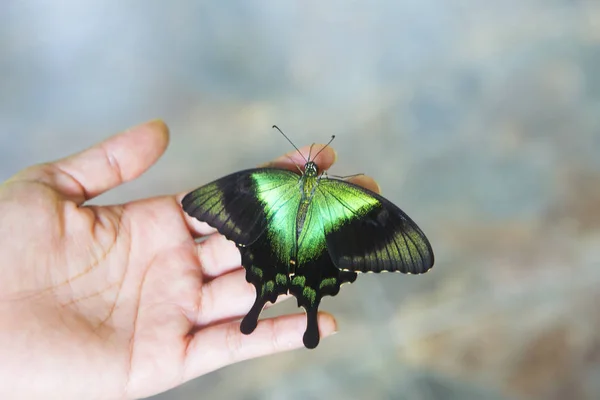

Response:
(181, 168), (302, 334)
(315, 178), (434, 274)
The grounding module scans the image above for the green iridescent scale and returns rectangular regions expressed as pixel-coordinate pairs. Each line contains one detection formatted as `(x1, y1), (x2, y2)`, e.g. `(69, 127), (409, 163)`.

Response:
(181, 157), (434, 349)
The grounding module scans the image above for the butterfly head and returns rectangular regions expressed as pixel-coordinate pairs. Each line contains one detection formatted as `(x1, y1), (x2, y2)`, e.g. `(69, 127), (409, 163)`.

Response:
(271, 125), (334, 179)
(304, 161), (318, 177)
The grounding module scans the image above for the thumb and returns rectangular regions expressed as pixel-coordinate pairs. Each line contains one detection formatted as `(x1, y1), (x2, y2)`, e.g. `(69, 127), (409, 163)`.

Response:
(15, 119), (169, 204)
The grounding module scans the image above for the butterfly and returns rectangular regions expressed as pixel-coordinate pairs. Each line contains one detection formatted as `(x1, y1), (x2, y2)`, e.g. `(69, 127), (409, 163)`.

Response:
(181, 127), (434, 349)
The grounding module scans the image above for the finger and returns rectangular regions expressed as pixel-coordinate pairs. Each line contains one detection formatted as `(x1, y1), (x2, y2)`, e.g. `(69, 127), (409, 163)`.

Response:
(347, 174), (381, 194)
(176, 144), (337, 237)
(259, 143), (337, 172)
(21, 120), (169, 204)
(195, 233), (241, 279)
(183, 312), (337, 380)
(196, 268), (291, 326)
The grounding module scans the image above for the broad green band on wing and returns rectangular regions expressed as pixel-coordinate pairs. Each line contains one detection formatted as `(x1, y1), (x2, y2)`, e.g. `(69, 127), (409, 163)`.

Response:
(251, 170), (301, 264)
(182, 154), (434, 349)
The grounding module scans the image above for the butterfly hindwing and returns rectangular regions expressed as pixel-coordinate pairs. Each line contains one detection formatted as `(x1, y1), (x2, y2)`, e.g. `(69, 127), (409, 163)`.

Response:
(238, 236), (290, 335)
(289, 251), (357, 348)
(315, 178), (434, 274)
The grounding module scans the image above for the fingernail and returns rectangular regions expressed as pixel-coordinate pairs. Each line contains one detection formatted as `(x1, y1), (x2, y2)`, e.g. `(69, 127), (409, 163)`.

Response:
(330, 317), (339, 336)
(130, 119), (165, 131)
(375, 180), (382, 193)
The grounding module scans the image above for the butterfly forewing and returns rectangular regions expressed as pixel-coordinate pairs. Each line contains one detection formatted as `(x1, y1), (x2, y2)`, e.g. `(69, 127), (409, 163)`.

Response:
(181, 168), (299, 246)
(315, 178), (434, 274)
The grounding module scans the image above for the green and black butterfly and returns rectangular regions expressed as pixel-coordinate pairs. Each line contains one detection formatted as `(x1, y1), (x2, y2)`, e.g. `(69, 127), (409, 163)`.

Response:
(181, 127), (434, 349)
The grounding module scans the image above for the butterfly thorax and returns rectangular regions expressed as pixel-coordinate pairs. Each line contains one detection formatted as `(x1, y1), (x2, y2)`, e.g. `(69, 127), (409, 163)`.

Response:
(300, 161), (319, 201)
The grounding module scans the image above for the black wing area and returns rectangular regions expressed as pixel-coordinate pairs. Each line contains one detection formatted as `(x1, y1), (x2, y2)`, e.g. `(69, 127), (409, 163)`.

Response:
(237, 236), (291, 335)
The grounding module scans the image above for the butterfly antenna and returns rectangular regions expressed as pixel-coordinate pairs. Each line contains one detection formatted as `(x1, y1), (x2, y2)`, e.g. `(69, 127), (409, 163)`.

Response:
(307, 143), (316, 161)
(312, 135), (336, 162)
(286, 154), (304, 174)
(272, 125), (307, 163)
(329, 172), (364, 180)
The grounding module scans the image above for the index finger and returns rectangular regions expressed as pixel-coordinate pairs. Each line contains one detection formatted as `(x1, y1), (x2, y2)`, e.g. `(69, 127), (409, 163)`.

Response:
(258, 143), (337, 172)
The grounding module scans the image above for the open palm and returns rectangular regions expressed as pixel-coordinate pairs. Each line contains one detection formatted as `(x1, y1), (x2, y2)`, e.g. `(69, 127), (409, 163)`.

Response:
(0, 121), (379, 399)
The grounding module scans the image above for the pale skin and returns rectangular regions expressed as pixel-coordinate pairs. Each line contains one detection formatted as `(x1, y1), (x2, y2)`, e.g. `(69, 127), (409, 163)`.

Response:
(0, 120), (381, 399)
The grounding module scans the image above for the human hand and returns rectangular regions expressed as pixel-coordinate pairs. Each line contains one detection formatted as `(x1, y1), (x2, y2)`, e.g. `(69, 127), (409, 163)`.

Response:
(0, 120), (380, 399)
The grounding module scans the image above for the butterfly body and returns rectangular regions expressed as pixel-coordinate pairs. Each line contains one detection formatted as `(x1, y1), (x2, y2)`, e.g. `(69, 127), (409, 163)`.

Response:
(182, 159), (434, 348)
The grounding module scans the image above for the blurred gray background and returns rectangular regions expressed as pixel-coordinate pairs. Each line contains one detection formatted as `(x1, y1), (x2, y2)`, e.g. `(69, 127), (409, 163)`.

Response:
(2, 1), (599, 399)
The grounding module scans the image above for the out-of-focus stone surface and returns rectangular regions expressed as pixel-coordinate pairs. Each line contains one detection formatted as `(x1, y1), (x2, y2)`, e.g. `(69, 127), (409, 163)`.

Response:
(1, 1), (599, 399)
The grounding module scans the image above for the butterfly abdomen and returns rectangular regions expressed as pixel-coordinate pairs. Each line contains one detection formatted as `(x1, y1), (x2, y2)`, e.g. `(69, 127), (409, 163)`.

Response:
(295, 171), (319, 245)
